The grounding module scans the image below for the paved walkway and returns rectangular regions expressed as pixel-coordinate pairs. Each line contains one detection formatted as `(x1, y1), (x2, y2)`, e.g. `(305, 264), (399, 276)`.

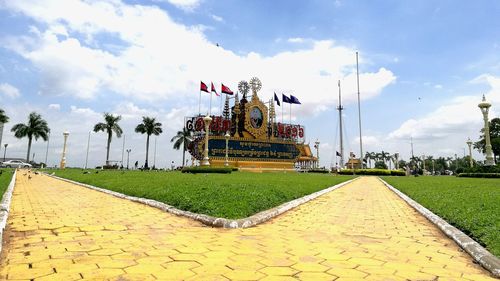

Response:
(0, 174), (495, 280)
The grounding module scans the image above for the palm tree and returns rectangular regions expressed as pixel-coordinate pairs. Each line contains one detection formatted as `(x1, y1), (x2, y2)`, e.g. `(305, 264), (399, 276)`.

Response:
(135, 116), (162, 169)
(0, 109), (9, 147)
(93, 113), (123, 166)
(11, 112), (50, 162)
(171, 127), (193, 168)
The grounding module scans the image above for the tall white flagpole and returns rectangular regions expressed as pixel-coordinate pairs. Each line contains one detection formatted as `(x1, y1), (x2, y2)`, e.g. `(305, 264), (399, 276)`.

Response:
(356, 51), (363, 167)
(209, 91), (212, 116)
(198, 86), (201, 116)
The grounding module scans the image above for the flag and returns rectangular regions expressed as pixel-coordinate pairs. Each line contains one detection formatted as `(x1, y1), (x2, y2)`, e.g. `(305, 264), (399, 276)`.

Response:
(274, 92), (280, 106)
(211, 82), (219, 96)
(336, 151), (341, 157)
(290, 95), (301, 104)
(282, 94), (292, 104)
(200, 81), (208, 93)
(221, 84), (234, 95)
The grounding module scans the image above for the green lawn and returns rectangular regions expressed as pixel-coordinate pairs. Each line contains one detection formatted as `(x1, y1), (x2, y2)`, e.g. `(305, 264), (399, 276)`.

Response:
(383, 176), (500, 257)
(52, 169), (354, 219)
(0, 169), (14, 200)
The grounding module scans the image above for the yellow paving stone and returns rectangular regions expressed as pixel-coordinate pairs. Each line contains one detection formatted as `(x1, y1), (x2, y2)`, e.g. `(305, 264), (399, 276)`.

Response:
(295, 272), (338, 281)
(0, 174), (496, 280)
(258, 266), (299, 276)
(33, 272), (82, 281)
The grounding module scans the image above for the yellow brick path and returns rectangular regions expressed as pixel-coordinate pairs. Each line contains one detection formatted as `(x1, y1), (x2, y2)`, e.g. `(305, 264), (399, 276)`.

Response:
(0, 174), (496, 280)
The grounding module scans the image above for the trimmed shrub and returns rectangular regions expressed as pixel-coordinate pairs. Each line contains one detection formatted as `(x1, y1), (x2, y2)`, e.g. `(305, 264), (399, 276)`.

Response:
(338, 169), (404, 176)
(182, 166), (232, 174)
(458, 173), (500, 178)
(308, 169), (329, 174)
(464, 165), (500, 174)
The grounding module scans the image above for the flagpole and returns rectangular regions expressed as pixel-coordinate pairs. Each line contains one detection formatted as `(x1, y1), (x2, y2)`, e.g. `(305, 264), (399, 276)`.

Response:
(220, 93), (223, 116)
(338, 80), (344, 168)
(209, 92), (212, 116)
(281, 101), (283, 123)
(356, 51), (363, 168)
(198, 88), (201, 116)
(289, 102), (292, 125)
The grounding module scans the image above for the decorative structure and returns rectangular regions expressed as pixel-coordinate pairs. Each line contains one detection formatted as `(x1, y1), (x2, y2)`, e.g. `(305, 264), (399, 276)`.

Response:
(314, 140), (320, 168)
(478, 95), (495, 166)
(201, 116), (212, 166)
(224, 132), (230, 166)
(126, 149), (131, 169)
(466, 138), (474, 167)
(60, 131), (69, 169)
(186, 77), (309, 171)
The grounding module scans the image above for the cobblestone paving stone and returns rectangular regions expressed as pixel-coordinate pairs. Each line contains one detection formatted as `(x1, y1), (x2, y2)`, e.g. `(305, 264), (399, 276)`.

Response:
(0, 173), (496, 280)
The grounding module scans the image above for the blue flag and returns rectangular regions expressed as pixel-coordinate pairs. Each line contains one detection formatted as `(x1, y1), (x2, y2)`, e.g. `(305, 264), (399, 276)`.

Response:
(282, 94), (292, 104)
(290, 95), (301, 104)
(274, 92), (280, 106)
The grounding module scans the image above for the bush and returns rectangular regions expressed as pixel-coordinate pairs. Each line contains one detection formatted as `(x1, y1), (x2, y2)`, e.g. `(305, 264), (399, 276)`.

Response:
(458, 173), (500, 178)
(464, 165), (500, 173)
(308, 168), (329, 174)
(338, 169), (404, 176)
(181, 166), (232, 174)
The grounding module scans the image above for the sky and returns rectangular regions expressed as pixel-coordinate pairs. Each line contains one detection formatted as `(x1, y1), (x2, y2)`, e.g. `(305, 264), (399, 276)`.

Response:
(0, 0), (499, 168)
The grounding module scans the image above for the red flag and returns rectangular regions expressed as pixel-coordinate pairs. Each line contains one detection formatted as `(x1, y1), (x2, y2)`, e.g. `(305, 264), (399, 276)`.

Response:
(221, 84), (234, 95)
(211, 82), (219, 96)
(200, 81), (208, 93)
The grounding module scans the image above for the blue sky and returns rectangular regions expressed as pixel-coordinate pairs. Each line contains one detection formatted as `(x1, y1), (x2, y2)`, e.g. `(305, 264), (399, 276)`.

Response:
(0, 0), (499, 168)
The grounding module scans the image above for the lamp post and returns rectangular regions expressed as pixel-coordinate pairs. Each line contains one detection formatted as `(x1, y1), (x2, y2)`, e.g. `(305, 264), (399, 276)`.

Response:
(201, 115), (212, 166)
(60, 131), (69, 169)
(466, 138), (474, 168)
(126, 149), (131, 169)
(478, 95), (495, 166)
(432, 159), (435, 175)
(3, 143), (7, 162)
(224, 132), (230, 167)
(314, 140), (320, 169)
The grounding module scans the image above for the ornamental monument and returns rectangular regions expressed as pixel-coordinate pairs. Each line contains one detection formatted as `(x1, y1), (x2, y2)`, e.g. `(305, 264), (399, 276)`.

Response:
(186, 77), (317, 171)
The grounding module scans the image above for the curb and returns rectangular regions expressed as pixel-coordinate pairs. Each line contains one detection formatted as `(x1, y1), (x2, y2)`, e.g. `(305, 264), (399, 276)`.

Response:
(46, 173), (357, 228)
(0, 169), (17, 253)
(379, 177), (500, 278)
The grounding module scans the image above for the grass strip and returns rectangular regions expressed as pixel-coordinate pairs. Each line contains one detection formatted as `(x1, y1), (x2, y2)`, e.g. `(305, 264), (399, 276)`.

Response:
(383, 176), (500, 257)
(52, 169), (354, 219)
(0, 169), (14, 199)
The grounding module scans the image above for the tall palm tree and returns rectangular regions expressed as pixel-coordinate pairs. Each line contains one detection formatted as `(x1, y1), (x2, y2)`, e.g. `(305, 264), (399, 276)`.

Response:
(171, 127), (193, 168)
(135, 116), (162, 169)
(11, 112), (50, 162)
(0, 108), (9, 148)
(93, 113), (123, 166)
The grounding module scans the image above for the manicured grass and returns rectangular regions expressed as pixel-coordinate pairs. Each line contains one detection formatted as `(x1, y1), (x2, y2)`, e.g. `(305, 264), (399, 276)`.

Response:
(52, 169), (354, 219)
(0, 169), (14, 200)
(383, 176), (500, 257)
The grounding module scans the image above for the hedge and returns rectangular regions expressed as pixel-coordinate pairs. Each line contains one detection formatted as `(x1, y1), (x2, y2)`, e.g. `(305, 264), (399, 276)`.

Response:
(181, 166), (232, 174)
(338, 169), (405, 176)
(308, 169), (329, 174)
(457, 173), (500, 178)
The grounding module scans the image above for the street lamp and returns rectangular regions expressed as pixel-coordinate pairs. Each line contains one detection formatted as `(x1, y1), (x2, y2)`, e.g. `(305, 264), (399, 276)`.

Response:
(224, 132), (230, 167)
(201, 115), (212, 166)
(466, 138), (474, 168)
(126, 149), (131, 169)
(60, 131), (69, 169)
(3, 143), (7, 162)
(478, 95), (495, 166)
(314, 140), (320, 169)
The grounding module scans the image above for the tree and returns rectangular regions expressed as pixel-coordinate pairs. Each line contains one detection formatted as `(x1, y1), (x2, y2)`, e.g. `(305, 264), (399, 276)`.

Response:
(11, 112), (50, 162)
(364, 152), (372, 168)
(171, 127), (193, 168)
(0, 108), (9, 147)
(93, 113), (123, 166)
(474, 117), (500, 163)
(135, 116), (162, 169)
(374, 160), (387, 169)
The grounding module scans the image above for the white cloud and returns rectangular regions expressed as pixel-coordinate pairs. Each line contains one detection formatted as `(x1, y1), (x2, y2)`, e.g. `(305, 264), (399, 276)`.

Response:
(2, 0), (395, 116)
(48, 103), (60, 110)
(165, 0), (201, 11)
(387, 74), (500, 161)
(287, 37), (305, 43)
(211, 14), (223, 22)
(434, 84), (442, 89)
(0, 83), (21, 98)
